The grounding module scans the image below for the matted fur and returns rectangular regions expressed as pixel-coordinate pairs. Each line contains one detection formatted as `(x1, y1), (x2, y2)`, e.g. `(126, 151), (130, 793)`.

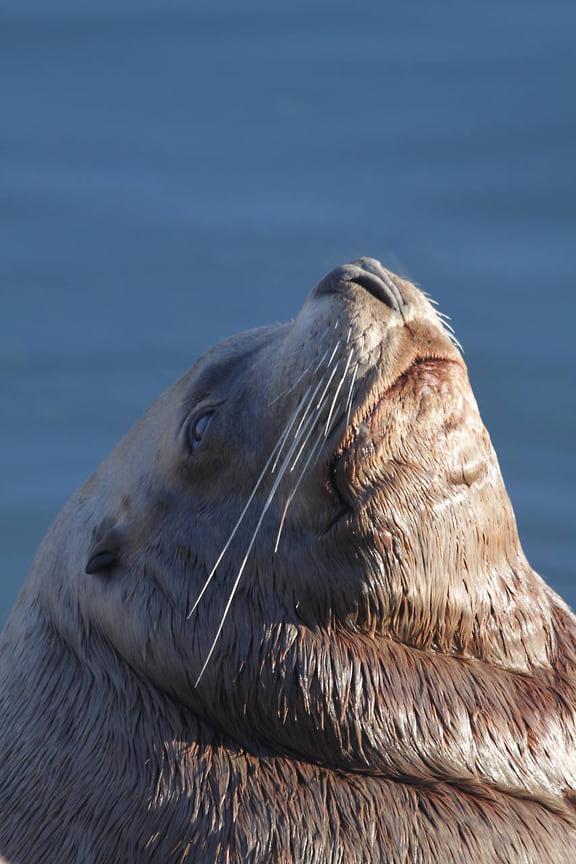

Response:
(1, 259), (575, 863)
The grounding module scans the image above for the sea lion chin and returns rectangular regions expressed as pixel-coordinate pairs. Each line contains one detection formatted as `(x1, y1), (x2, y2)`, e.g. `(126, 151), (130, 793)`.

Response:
(1, 258), (576, 864)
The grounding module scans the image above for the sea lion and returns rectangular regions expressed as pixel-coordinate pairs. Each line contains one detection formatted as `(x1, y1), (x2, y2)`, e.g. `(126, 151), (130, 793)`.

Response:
(1, 258), (575, 863)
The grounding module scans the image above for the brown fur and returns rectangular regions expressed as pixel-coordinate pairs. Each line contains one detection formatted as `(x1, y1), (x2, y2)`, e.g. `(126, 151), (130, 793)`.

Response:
(1, 258), (575, 862)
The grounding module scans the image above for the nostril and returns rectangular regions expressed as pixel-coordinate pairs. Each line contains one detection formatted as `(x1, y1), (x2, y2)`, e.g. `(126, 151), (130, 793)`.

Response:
(315, 261), (405, 314)
(343, 270), (403, 313)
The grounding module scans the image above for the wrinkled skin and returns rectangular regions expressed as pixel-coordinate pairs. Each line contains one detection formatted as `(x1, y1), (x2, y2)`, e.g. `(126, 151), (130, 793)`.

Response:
(1, 259), (575, 863)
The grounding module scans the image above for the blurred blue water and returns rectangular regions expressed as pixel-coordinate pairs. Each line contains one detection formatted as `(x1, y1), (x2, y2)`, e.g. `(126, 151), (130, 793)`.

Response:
(1, 0), (575, 622)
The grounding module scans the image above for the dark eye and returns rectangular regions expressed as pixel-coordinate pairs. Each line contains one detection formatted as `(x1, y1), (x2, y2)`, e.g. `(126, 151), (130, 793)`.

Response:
(187, 411), (213, 453)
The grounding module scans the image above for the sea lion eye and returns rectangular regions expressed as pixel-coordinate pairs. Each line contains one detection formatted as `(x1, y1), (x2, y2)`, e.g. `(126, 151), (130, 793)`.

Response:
(187, 411), (213, 453)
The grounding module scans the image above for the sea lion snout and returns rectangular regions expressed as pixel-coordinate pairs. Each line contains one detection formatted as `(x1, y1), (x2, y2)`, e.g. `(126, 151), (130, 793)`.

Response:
(315, 257), (405, 314)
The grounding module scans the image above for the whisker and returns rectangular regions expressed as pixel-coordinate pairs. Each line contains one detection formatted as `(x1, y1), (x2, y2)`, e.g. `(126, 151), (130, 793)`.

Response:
(324, 348), (353, 437)
(272, 349), (339, 473)
(432, 308), (464, 353)
(270, 384), (313, 473)
(290, 358), (342, 470)
(345, 363), (359, 429)
(272, 359), (347, 550)
(276, 356), (353, 551)
(438, 317), (456, 334)
(279, 398), (324, 479)
(274, 425), (327, 552)
(274, 499), (291, 554)
(289, 387), (332, 472)
(272, 361), (337, 482)
(277, 355), (355, 552)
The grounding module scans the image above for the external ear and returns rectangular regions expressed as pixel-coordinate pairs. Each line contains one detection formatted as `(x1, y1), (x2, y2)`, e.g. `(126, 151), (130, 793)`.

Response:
(86, 523), (128, 576)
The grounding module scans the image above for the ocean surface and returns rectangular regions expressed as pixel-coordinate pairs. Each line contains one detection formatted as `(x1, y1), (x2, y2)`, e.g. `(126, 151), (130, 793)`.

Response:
(1, 0), (575, 623)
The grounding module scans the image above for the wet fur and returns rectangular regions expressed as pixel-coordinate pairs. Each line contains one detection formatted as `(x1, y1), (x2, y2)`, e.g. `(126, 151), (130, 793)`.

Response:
(1, 259), (575, 862)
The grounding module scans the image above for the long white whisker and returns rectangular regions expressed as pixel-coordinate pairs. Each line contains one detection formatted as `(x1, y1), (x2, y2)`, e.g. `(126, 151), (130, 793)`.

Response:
(345, 363), (359, 429)
(275, 373), (336, 480)
(271, 366), (345, 552)
(271, 342), (339, 472)
(438, 317), (456, 334)
(289, 394), (329, 472)
(324, 349), (353, 437)
(290, 360), (342, 471)
(282, 359), (355, 545)
(274, 499), (291, 554)
(272, 342), (341, 473)
(270, 384), (313, 473)
(326, 340), (340, 367)
(276, 358), (352, 551)
(274, 426), (327, 552)
(272, 364), (332, 472)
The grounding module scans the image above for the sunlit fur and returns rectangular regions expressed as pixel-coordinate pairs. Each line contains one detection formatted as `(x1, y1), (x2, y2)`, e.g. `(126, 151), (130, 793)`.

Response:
(1, 259), (575, 863)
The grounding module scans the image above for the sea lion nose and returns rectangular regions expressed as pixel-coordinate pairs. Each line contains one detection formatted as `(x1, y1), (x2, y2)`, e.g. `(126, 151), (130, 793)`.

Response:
(316, 258), (404, 314)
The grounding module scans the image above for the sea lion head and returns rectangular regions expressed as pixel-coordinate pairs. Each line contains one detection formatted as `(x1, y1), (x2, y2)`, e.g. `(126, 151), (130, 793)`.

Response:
(26, 258), (565, 789)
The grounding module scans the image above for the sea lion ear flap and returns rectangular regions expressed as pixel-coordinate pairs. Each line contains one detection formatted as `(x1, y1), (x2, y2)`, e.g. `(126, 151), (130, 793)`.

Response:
(85, 522), (128, 576)
(444, 426), (487, 488)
